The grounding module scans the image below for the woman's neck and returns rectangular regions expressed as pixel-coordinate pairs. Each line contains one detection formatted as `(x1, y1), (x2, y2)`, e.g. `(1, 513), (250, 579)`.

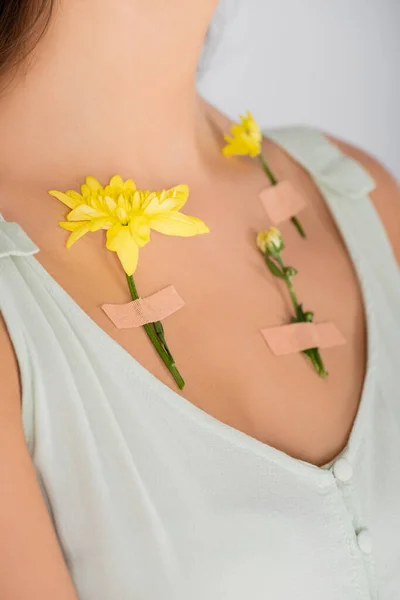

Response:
(0, 0), (223, 191)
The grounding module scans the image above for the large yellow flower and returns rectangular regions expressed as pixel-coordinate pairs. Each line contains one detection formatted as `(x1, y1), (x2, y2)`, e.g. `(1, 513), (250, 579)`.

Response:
(222, 111), (262, 158)
(49, 175), (209, 275)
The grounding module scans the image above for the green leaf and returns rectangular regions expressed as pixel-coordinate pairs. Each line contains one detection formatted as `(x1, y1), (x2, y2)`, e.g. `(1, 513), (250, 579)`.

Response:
(265, 256), (285, 279)
(284, 266), (298, 278)
(296, 303), (306, 321)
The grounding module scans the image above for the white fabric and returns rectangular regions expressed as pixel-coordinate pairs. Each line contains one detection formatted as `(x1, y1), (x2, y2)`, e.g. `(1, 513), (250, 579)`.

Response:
(1, 127), (399, 600)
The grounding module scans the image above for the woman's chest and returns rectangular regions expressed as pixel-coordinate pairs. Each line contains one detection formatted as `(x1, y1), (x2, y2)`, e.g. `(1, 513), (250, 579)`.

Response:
(38, 174), (367, 465)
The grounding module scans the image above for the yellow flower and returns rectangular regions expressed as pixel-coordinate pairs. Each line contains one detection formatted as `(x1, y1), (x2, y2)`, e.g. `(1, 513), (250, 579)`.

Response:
(257, 227), (283, 255)
(49, 175), (209, 276)
(222, 111), (262, 158)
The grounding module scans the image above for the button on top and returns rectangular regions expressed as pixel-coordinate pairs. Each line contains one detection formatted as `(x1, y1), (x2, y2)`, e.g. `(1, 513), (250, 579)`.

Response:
(332, 457), (353, 482)
(357, 530), (373, 555)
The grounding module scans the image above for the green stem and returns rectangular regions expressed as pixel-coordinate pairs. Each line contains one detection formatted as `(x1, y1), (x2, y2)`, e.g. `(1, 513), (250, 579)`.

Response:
(275, 255), (299, 315)
(272, 254), (327, 377)
(313, 349), (328, 377)
(258, 152), (306, 238)
(126, 275), (185, 389)
(291, 216), (306, 239)
(258, 152), (277, 185)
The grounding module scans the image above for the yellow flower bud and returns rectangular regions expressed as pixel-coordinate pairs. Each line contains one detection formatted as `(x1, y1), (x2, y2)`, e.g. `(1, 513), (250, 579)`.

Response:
(256, 227), (283, 255)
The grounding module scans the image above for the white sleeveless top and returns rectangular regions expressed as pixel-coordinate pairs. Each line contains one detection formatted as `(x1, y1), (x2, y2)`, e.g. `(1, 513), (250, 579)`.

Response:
(1, 128), (399, 600)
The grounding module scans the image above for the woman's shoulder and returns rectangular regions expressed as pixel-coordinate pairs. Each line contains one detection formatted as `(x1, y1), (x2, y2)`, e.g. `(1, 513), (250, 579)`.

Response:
(328, 134), (400, 264)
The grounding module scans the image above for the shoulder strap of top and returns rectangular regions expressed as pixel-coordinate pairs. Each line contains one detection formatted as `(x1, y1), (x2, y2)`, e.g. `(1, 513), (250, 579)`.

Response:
(0, 216), (39, 453)
(0, 215), (39, 261)
(264, 125), (376, 198)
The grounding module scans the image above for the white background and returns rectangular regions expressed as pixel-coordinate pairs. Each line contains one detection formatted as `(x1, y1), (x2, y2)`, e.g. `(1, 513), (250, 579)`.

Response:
(199, 0), (400, 178)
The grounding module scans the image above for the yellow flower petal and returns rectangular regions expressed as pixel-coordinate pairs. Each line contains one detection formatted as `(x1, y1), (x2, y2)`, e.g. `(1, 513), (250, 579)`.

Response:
(106, 222), (122, 249)
(149, 212), (209, 237)
(88, 217), (114, 232)
(103, 195), (117, 213)
(117, 193), (131, 214)
(248, 146), (261, 158)
(49, 190), (82, 209)
(123, 179), (136, 192)
(230, 124), (244, 137)
(109, 175), (124, 189)
(142, 192), (159, 213)
(116, 206), (128, 223)
(155, 184), (189, 212)
(59, 221), (81, 232)
(85, 176), (103, 192)
(59, 221), (90, 247)
(129, 218), (150, 248)
(66, 190), (85, 205)
(67, 203), (106, 222)
(106, 223), (139, 275)
(80, 183), (90, 197)
(222, 140), (238, 157)
(105, 176), (136, 199)
(221, 112), (262, 158)
(131, 190), (144, 210)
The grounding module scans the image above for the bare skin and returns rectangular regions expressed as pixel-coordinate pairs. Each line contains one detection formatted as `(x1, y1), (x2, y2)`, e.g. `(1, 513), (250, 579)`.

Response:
(0, 1), (399, 597)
